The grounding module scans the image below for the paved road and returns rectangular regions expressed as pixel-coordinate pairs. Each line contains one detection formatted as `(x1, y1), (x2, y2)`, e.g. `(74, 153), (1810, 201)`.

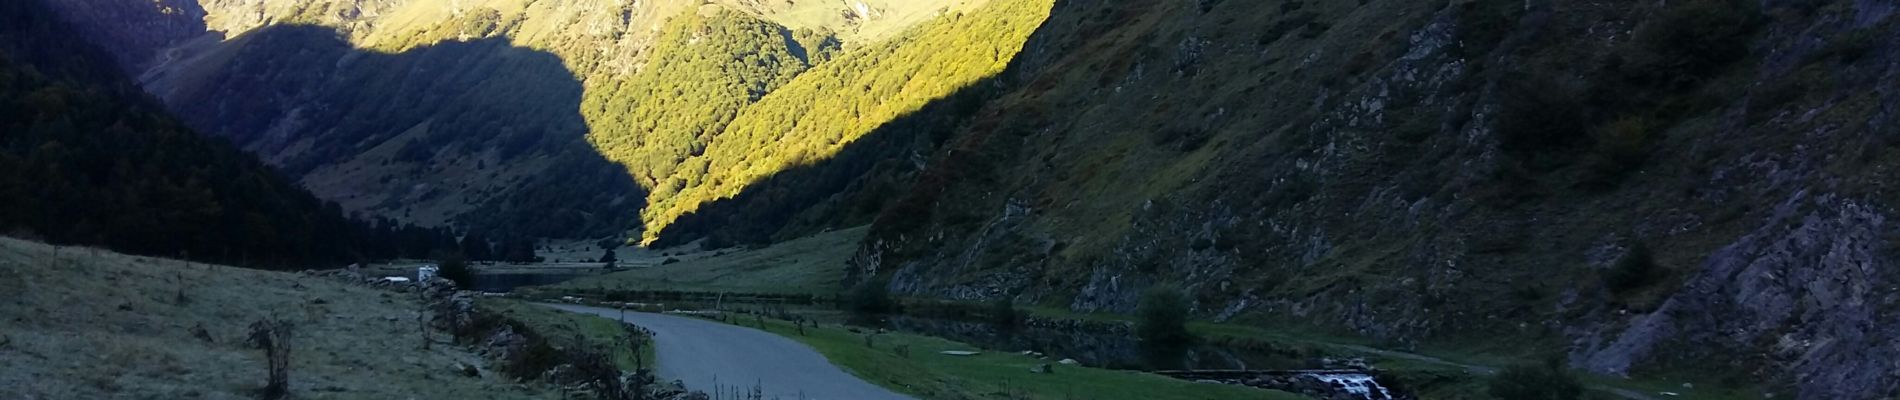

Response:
(538, 303), (912, 400)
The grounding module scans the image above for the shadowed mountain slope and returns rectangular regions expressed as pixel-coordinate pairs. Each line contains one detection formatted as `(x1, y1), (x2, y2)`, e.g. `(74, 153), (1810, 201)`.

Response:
(0, 0), (399, 267)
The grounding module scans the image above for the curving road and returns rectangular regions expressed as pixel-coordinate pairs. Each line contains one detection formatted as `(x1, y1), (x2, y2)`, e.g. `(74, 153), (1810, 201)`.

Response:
(538, 303), (912, 400)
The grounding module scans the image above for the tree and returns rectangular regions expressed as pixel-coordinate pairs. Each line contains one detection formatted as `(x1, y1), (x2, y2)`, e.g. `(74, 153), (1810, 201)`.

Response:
(1136, 286), (1194, 346)
(1489, 358), (1584, 400)
(460, 230), (494, 261)
(434, 250), (472, 288)
(846, 279), (894, 317)
(989, 296), (1020, 333)
(598, 248), (617, 267)
(1605, 241), (1657, 292)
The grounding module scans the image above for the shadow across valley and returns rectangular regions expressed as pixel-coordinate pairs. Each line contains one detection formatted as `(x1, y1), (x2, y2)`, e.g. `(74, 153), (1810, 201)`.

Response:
(156, 25), (645, 240)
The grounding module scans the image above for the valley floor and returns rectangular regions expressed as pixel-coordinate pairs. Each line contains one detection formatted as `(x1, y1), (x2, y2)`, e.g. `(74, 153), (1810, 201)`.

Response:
(544, 229), (1760, 400)
(0, 237), (559, 399)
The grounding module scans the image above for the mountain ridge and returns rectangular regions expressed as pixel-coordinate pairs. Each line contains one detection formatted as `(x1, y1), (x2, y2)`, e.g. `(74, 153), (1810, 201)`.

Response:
(47, 0), (1023, 241)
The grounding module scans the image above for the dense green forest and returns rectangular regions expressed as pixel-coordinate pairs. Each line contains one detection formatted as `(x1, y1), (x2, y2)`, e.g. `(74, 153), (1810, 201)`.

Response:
(580, 10), (811, 189)
(0, 0), (463, 267)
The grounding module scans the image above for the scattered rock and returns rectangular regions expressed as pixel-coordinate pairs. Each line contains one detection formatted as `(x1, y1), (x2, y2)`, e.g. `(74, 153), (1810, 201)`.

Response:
(939, 350), (981, 356)
(1029, 363), (1053, 374)
(453, 361), (480, 377)
(189, 324), (214, 343)
(1057, 358), (1079, 365)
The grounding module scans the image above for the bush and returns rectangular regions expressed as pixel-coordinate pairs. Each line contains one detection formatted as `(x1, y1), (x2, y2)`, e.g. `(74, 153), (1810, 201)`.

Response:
(1604, 242), (1656, 292)
(989, 296), (1020, 332)
(1497, 65), (1588, 170)
(1488, 358), (1584, 400)
(1580, 115), (1656, 188)
(1136, 286), (1194, 346)
(846, 279), (894, 316)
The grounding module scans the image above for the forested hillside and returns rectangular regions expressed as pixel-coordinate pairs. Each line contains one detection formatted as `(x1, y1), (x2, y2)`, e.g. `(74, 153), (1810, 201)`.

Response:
(0, 0), (436, 267)
(838, 0), (1900, 398)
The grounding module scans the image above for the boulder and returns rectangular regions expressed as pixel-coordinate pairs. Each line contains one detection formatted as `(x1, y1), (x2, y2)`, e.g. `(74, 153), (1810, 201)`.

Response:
(452, 361), (480, 377)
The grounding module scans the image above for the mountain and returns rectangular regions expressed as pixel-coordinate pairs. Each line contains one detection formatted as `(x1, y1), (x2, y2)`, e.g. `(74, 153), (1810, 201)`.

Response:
(0, 0), (423, 267)
(34, 0), (1900, 397)
(42, 0), (1004, 241)
(835, 0), (1900, 398)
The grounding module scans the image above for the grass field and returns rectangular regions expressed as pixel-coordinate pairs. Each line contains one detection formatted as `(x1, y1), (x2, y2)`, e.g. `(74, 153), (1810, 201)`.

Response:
(0, 237), (559, 400)
(538, 225), (1759, 399)
(551, 226), (866, 295)
(705, 313), (1301, 400)
(1019, 306), (1755, 400)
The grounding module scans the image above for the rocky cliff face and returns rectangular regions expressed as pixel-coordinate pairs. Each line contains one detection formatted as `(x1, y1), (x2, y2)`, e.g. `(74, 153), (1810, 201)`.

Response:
(854, 0), (1900, 397)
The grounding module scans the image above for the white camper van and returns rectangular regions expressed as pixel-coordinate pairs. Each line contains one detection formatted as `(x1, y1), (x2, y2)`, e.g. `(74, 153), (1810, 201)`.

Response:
(417, 264), (439, 285)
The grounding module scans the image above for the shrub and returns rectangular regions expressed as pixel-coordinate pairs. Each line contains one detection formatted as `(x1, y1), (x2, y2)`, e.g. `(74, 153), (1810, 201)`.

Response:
(1136, 286), (1193, 346)
(1453, 0), (1522, 58)
(1604, 242), (1657, 293)
(1495, 68), (1589, 159)
(1488, 358), (1584, 400)
(1622, 0), (1763, 86)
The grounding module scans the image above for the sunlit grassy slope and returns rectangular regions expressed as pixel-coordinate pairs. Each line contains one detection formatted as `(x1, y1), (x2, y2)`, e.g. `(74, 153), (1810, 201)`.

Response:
(638, 0), (1055, 242)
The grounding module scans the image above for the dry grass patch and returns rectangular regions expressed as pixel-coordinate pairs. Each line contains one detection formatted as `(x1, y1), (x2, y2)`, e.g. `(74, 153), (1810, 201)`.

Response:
(0, 237), (560, 400)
